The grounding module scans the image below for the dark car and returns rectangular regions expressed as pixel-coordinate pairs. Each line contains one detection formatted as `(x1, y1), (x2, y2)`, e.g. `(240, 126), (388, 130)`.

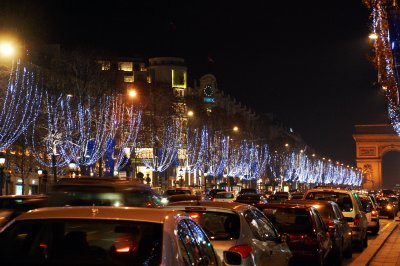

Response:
(46, 177), (164, 208)
(287, 199), (352, 263)
(167, 194), (201, 203)
(163, 187), (193, 197)
(268, 193), (290, 203)
(235, 193), (268, 205)
(255, 203), (332, 265)
(290, 192), (304, 200)
(207, 189), (226, 199)
(0, 195), (48, 228)
(378, 189), (395, 198)
(238, 188), (258, 195)
(377, 197), (399, 219)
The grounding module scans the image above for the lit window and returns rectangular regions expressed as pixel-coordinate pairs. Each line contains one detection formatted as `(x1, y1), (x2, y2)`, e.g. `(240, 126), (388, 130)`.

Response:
(118, 62), (133, 72)
(99, 61), (110, 71)
(124, 75), (134, 83)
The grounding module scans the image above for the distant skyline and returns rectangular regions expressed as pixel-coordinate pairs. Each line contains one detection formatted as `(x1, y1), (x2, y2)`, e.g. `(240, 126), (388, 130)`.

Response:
(0, 1), (394, 169)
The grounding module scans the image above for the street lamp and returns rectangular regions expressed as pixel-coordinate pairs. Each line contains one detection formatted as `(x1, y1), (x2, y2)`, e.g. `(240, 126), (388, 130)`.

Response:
(0, 42), (15, 57)
(37, 169), (48, 194)
(0, 152), (5, 195)
(68, 160), (77, 178)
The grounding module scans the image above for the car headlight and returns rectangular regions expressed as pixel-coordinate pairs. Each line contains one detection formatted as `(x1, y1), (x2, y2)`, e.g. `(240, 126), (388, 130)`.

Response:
(161, 197), (169, 204)
(386, 205), (392, 210)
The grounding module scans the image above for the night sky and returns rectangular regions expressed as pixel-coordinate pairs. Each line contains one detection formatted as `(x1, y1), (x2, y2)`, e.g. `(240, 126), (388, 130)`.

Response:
(1, 0), (398, 182)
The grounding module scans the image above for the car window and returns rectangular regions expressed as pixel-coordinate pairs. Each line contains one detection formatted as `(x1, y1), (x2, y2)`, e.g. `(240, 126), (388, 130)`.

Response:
(305, 192), (353, 212)
(185, 211), (240, 240)
(262, 207), (312, 234)
(244, 209), (278, 241)
(0, 219), (162, 265)
(177, 219), (217, 265)
(332, 204), (344, 219)
(311, 204), (331, 221)
(311, 208), (326, 232)
(215, 193), (234, 199)
(186, 219), (218, 265)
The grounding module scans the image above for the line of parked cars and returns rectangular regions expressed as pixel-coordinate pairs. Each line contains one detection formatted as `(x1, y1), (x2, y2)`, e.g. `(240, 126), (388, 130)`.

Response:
(0, 178), (396, 266)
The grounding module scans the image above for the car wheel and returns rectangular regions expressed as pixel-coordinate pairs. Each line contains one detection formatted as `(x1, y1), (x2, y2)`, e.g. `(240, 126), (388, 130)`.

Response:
(354, 239), (364, 252)
(363, 232), (368, 248)
(371, 222), (380, 235)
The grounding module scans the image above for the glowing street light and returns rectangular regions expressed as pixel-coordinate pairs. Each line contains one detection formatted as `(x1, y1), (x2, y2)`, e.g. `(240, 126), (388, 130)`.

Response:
(128, 88), (138, 98)
(187, 110), (194, 117)
(233, 126), (239, 132)
(368, 33), (378, 40)
(0, 42), (15, 57)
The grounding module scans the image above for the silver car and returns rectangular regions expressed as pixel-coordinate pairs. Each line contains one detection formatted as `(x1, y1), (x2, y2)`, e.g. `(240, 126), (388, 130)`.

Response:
(166, 201), (292, 266)
(0, 206), (220, 265)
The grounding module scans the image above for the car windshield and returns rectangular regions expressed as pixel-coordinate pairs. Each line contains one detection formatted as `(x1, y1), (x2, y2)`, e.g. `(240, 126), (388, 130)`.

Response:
(239, 189), (257, 194)
(48, 186), (160, 207)
(0, 219), (162, 265)
(185, 211), (240, 240)
(262, 208), (312, 234)
(305, 192), (353, 212)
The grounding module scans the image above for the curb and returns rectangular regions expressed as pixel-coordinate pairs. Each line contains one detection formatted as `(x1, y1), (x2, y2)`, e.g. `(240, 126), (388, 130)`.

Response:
(348, 221), (399, 266)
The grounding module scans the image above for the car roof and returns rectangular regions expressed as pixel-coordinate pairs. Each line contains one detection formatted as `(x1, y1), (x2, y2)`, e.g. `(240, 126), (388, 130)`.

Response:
(166, 200), (250, 212)
(306, 188), (354, 194)
(15, 206), (183, 223)
(166, 187), (192, 191)
(216, 191), (234, 194)
(254, 203), (313, 210)
(52, 177), (151, 190)
(286, 199), (337, 206)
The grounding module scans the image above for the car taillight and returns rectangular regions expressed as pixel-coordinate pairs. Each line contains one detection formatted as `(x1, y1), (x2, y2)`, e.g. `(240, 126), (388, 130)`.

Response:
(354, 214), (361, 226)
(229, 245), (253, 259)
(326, 220), (336, 237)
(372, 210), (377, 217)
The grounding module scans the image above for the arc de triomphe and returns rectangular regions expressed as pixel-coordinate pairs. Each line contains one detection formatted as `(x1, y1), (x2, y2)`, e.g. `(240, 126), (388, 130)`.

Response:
(353, 124), (400, 190)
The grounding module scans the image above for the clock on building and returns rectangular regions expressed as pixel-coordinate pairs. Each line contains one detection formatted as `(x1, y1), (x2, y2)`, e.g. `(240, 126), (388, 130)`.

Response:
(203, 84), (215, 103)
(204, 84), (214, 97)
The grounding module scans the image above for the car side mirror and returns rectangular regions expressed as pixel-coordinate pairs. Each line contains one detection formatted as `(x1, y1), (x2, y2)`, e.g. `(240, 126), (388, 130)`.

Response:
(223, 251), (242, 265)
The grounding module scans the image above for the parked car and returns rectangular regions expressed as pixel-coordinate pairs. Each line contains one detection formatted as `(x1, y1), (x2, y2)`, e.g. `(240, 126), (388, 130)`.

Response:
(255, 203), (332, 265)
(165, 201), (292, 266)
(358, 194), (380, 234)
(235, 193), (268, 205)
(268, 192), (290, 203)
(378, 189), (395, 198)
(167, 194), (202, 203)
(0, 207), (221, 265)
(286, 199), (353, 262)
(290, 192), (304, 200)
(213, 191), (235, 202)
(238, 188), (258, 195)
(207, 188), (226, 200)
(304, 188), (368, 251)
(377, 197), (399, 219)
(0, 195), (47, 228)
(46, 177), (164, 208)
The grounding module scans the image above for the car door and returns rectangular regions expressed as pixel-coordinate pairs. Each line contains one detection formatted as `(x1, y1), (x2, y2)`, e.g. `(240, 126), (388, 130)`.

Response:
(244, 208), (291, 266)
(311, 208), (331, 260)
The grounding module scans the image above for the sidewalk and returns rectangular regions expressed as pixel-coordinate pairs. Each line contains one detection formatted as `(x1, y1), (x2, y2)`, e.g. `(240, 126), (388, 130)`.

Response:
(348, 220), (398, 266)
(369, 223), (400, 266)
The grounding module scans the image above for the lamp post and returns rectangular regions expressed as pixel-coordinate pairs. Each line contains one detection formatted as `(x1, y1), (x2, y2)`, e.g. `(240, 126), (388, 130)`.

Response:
(0, 152), (5, 195)
(37, 169), (48, 194)
(68, 161), (77, 178)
